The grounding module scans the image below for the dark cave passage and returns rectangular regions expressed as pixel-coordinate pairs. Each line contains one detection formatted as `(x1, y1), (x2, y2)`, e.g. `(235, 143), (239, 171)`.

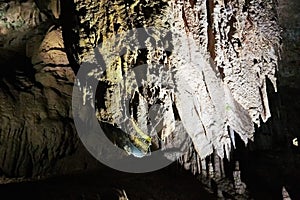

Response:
(0, 163), (216, 200)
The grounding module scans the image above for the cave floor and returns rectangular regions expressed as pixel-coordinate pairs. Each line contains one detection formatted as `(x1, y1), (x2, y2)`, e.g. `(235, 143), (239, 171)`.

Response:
(0, 163), (216, 200)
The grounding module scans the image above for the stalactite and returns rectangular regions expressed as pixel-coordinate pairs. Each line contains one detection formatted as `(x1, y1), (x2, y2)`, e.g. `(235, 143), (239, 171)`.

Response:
(69, 0), (281, 197)
(0, 3), (288, 198)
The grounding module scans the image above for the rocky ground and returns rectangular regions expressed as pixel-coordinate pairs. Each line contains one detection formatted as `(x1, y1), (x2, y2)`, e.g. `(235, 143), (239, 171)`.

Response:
(0, 163), (216, 200)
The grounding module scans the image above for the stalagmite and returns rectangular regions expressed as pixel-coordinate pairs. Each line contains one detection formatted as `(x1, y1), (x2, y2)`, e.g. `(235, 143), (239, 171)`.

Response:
(233, 161), (246, 194)
(282, 186), (292, 200)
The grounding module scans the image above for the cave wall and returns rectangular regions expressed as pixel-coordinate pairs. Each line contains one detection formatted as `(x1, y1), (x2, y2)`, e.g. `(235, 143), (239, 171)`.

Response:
(0, 2), (298, 200)
(277, 0), (300, 145)
(0, 1), (100, 178)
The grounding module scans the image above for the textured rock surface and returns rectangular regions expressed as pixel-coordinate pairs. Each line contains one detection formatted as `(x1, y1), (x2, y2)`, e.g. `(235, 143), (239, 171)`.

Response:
(276, 0), (300, 148)
(0, 0), (48, 53)
(0, 0), (299, 199)
(278, 0), (300, 88)
(70, 0), (280, 169)
(65, 1), (281, 198)
(0, 54), (95, 177)
(0, 1), (99, 177)
(31, 28), (69, 67)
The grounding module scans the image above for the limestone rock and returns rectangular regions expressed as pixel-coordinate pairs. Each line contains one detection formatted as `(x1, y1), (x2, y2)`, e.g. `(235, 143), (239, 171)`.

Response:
(0, 0), (48, 53)
(0, 2), (284, 195)
(31, 27), (69, 67)
(70, 0), (280, 163)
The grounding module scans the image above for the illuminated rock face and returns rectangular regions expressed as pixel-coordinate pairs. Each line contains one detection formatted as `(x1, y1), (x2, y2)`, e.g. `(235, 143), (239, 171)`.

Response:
(68, 0), (281, 173)
(0, 1), (100, 177)
(0, 0), (285, 184)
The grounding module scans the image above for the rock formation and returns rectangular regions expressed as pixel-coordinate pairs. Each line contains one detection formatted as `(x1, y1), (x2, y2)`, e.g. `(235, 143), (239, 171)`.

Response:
(0, 0), (299, 199)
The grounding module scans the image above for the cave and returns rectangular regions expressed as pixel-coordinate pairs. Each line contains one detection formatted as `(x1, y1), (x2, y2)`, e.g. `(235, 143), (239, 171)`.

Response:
(0, 0), (299, 199)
